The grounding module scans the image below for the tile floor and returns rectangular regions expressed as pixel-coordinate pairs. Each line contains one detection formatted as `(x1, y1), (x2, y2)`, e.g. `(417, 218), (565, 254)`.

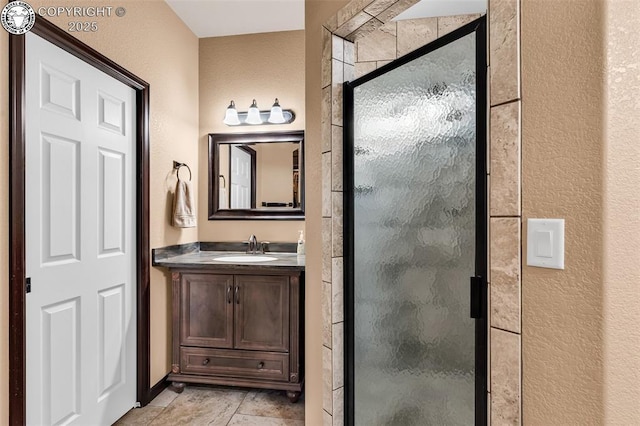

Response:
(114, 385), (305, 426)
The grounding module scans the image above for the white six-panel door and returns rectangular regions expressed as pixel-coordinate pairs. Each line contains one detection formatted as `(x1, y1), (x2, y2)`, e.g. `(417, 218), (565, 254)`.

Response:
(25, 32), (137, 426)
(230, 145), (252, 209)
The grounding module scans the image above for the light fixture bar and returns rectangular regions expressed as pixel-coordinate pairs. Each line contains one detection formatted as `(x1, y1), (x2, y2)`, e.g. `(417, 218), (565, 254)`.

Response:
(224, 109), (296, 126)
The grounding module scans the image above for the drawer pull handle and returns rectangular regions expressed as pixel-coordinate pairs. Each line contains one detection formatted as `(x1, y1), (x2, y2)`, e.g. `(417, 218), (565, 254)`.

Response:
(227, 285), (231, 304)
(235, 286), (240, 304)
(257, 362), (264, 370)
(202, 358), (210, 366)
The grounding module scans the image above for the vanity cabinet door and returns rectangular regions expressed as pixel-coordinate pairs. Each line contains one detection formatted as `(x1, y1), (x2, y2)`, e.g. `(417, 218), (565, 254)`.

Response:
(180, 273), (234, 348)
(234, 275), (290, 352)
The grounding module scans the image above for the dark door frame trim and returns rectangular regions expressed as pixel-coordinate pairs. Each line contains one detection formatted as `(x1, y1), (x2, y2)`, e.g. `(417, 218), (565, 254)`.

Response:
(9, 18), (151, 425)
(343, 16), (488, 426)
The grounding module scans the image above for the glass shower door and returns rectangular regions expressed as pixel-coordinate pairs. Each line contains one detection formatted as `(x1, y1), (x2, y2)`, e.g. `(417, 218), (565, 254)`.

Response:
(344, 18), (487, 426)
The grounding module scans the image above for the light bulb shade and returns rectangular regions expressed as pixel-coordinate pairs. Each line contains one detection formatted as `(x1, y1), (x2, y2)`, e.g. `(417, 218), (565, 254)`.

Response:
(223, 100), (240, 125)
(268, 98), (286, 124)
(245, 99), (262, 124)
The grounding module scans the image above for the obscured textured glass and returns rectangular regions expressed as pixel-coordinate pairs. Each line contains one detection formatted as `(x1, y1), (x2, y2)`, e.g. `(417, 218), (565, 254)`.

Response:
(353, 32), (477, 425)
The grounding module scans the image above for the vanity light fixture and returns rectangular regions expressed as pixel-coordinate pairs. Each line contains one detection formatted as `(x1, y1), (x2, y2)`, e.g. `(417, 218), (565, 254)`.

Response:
(268, 98), (285, 124)
(222, 98), (296, 126)
(245, 99), (262, 124)
(223, 100), (241, 125)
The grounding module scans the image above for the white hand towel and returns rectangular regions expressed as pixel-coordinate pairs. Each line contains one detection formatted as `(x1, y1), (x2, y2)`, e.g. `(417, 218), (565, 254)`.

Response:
(219, 188), (228, 209)
(172, 179), (196, 228)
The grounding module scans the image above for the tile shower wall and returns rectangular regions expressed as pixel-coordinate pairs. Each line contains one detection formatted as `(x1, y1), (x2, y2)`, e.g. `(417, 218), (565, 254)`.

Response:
(321, 0), (522, 424)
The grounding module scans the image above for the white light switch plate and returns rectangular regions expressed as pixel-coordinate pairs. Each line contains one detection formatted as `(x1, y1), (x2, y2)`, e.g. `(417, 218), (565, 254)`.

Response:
(527, 219), (565, 269)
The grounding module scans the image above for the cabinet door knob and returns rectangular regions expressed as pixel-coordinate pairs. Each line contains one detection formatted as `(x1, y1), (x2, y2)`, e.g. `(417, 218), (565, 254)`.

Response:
(202, 358), (210, 365)
(227, 285), (231, 304)
(257, 362), (264, 369)
(235, 286), (240, 304)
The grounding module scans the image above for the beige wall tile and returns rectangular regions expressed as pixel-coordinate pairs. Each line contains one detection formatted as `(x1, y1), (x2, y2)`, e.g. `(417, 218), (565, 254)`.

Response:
(437, 13), (482, 37)
(335, 11), (375, 39)
(332, 322), (344, 389)
(322, 217), (332, 282)
(324, 14), (339, 33)
(397, 18), (438, 57)
(357, 22), (397, 62)
(332, 60), (344, 126)
(322, 153), (332, 217)
(490, 218), (521, 333)
(364, 0), (398, 17)
(490, 101), (521, 216)
(337, 0), (374, 28)
(332, 192), (344, 257)
(332, 258), (344, 324)
(332, 387), (345, 426)
(322, 346), (333, 414)
(322, 86), (332, 153)
(323, 280), (332, 348)
(322, 28), (332, 88)
(344, 40), (356, 65)
(348, 17), (385, 42)
(332, 35), (345, 61)
(332, 126), (344, 191)
(323, 410), (333, 426)
(491, 328), (521, 425)
(355, 62), (377, 78)
(490, 0), (520, 105)
(376, 60), (392, 68)
(344, 64), (356, 83)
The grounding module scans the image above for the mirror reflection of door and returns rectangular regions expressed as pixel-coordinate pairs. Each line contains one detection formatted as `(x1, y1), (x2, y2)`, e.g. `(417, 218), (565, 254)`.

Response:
(230, 145), (256, 208)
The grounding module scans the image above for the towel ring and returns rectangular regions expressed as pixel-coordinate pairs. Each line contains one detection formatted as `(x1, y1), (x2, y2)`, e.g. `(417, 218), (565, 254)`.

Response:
(173, 161), (192, 181)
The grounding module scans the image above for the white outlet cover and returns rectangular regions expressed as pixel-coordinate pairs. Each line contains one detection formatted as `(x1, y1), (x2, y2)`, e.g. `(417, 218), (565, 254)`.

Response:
(527, 219), (565, 269)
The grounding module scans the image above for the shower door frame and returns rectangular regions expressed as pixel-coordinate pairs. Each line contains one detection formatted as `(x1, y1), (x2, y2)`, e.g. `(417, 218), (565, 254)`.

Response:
(343, 16), (488, 426)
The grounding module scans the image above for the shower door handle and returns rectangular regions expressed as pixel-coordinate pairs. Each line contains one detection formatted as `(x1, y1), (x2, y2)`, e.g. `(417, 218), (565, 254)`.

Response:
(470, 276), (483, 318)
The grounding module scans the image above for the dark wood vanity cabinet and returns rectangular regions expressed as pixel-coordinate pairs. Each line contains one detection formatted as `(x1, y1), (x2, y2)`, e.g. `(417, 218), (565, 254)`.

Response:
(168, 269), (304, 402)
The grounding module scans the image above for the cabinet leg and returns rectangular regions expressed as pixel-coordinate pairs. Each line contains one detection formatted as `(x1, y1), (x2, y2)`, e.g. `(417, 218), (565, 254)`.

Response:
(170, 382), (186, 394)
(286, 391), (301, 403)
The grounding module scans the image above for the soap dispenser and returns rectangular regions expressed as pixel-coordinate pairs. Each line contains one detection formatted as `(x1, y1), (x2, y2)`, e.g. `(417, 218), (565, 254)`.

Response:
(297, 230), (305, 255)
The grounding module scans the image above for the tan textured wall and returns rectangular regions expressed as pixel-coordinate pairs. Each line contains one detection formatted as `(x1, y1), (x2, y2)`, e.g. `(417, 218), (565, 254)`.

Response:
(602, 0), (640, 424)
(305, 1), (349, 425)
(521, 0), (605, 424)
(198, 31), (305, 243)
(0, 1), (199, 418)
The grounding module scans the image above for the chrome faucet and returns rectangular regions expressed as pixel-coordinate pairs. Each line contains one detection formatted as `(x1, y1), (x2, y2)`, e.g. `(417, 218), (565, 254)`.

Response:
(247, 235), (258, 254)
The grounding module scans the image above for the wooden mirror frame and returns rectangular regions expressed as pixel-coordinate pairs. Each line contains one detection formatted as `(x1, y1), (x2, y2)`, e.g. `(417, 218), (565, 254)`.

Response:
(208, 130), (305, 220)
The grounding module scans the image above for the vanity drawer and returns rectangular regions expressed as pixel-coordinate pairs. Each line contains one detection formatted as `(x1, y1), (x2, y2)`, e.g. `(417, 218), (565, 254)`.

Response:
(180, 347), (289, 382)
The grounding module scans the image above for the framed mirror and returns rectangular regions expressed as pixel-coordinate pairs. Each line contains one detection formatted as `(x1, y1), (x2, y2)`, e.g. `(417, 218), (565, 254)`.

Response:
(209, 130), (304, 220)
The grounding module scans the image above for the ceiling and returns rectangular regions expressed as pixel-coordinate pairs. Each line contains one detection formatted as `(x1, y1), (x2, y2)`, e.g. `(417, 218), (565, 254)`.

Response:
(165, 0), (305, 38)
(165, 0), (487, 39)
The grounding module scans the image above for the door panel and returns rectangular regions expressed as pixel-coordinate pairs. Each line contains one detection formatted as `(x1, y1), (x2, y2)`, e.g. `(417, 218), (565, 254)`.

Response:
(41, 133), (81, 264)
(98, 148), (125, 256)
(180, 274), (234, 348)
(234, 275), (290, 352)
(26, 32), (137, 426)
(345, 18), (487, 426)
(97, 284), (126, 400)
(41, 297), (81, 425)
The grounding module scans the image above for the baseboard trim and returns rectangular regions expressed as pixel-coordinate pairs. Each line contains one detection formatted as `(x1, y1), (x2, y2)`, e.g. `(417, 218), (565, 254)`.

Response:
(147, 374), (170, 405)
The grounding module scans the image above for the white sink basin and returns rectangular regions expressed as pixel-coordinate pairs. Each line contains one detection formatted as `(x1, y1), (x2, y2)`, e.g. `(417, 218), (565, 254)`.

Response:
(213, 255), (278, 263)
